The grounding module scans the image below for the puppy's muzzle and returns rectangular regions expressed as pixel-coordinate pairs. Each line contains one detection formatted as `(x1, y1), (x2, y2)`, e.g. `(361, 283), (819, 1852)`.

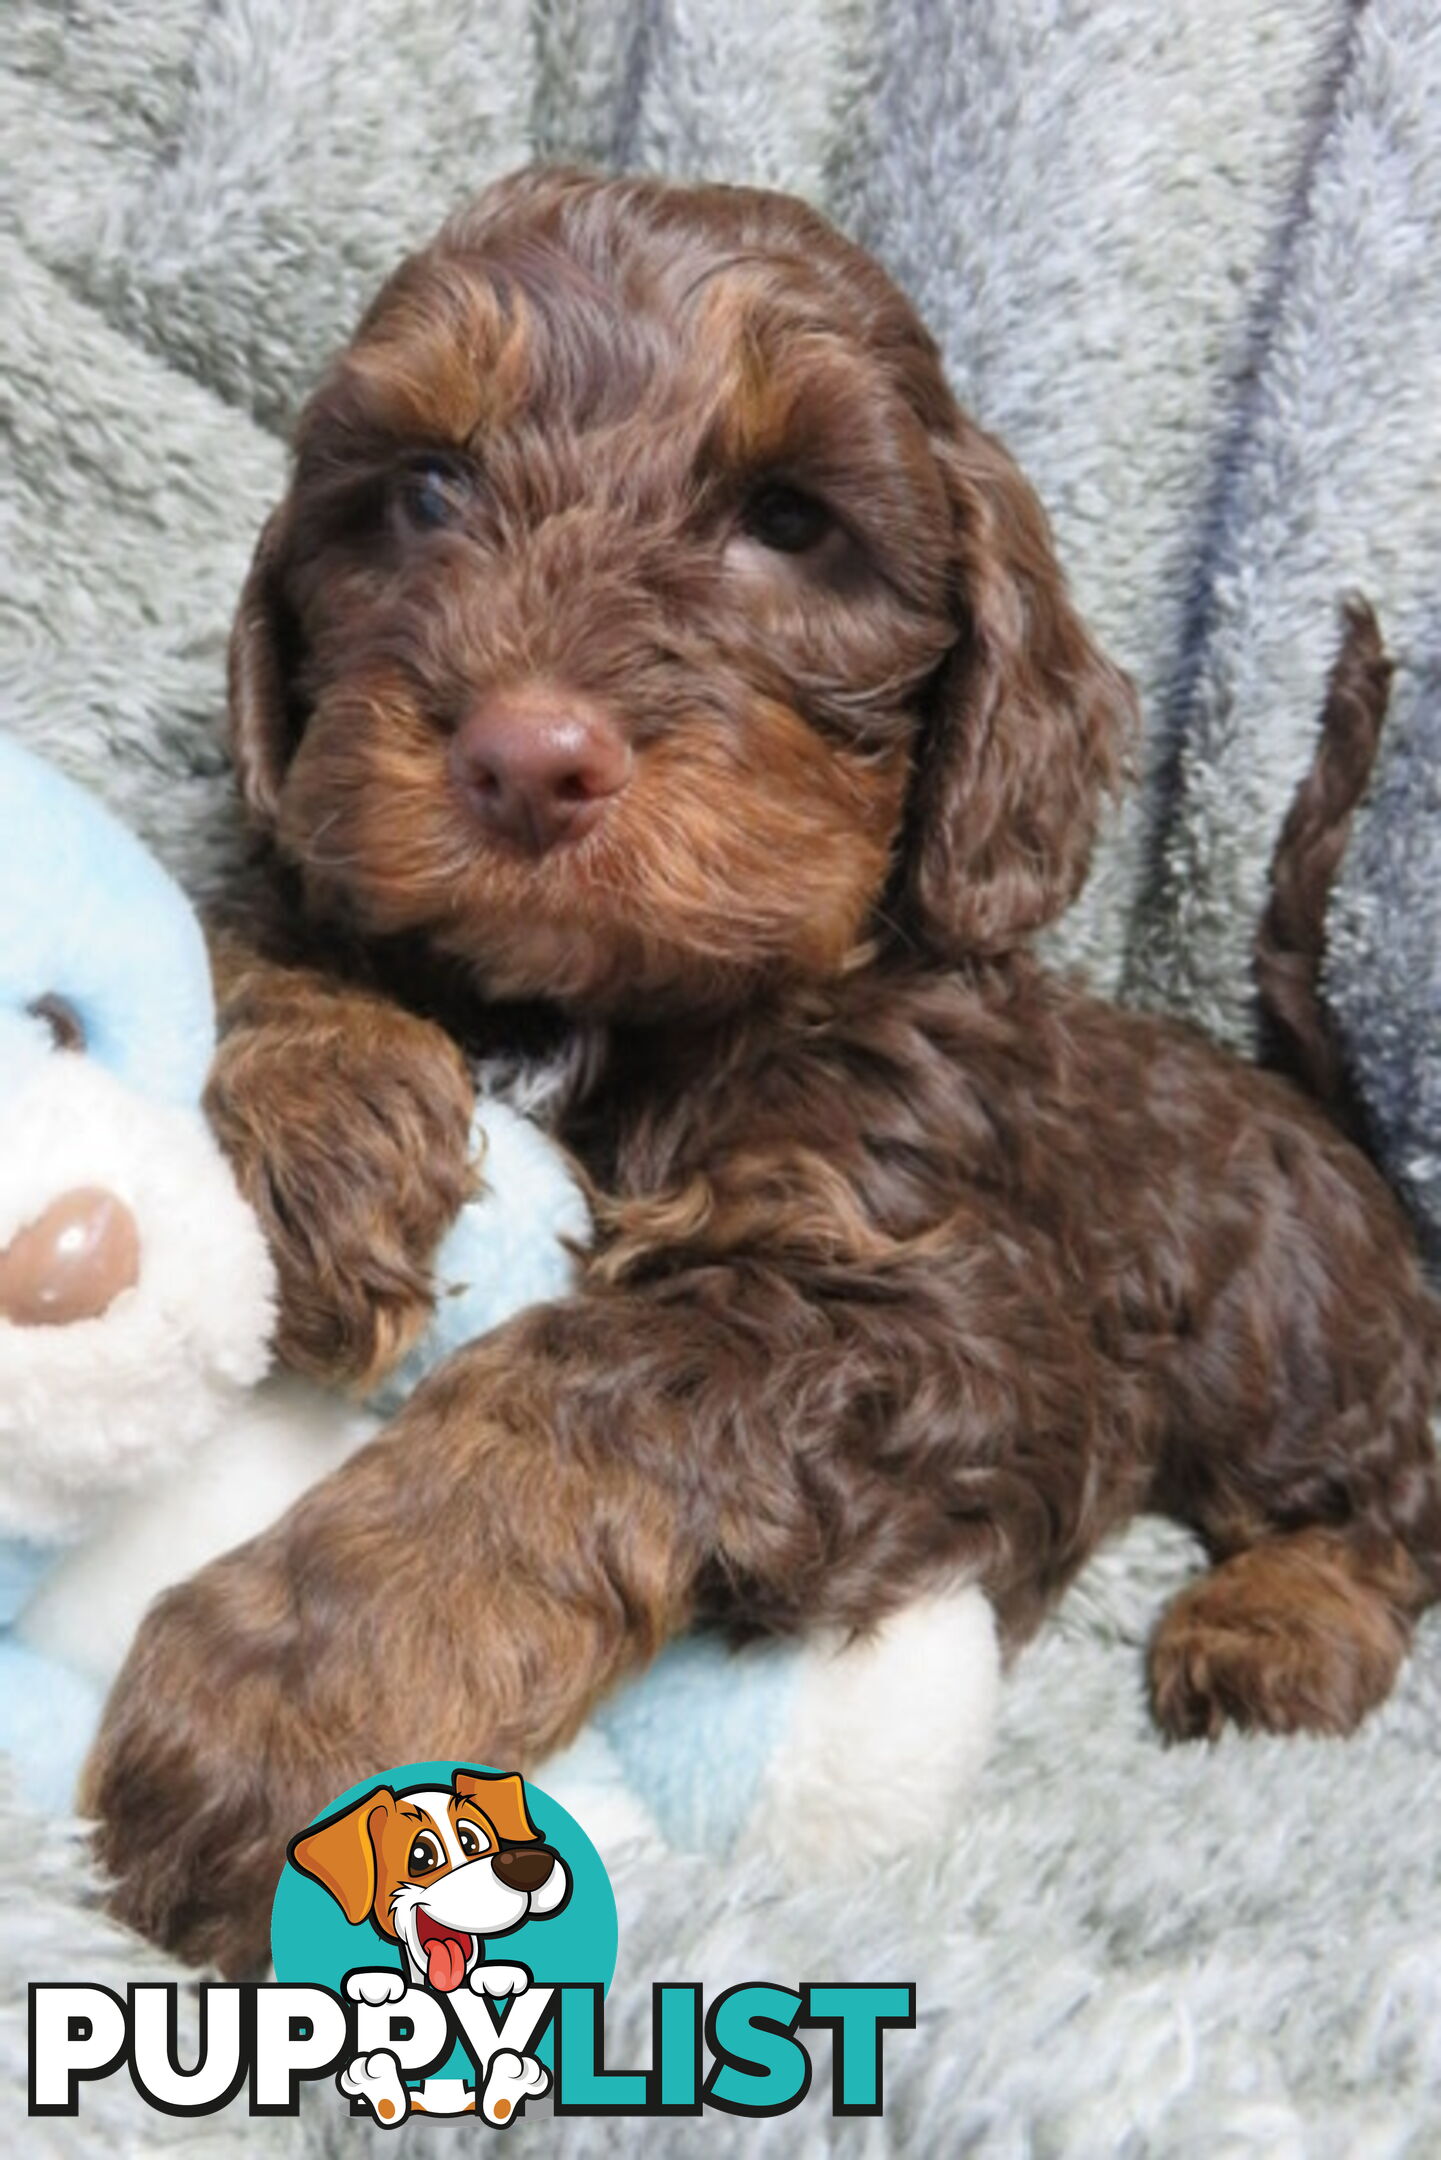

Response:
(490, 1845), (557, 1894)
(449, 686), (632, 856)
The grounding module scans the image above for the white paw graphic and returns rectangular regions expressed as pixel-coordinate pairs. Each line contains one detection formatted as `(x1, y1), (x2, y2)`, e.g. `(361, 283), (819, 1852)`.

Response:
(482, 2048), (549, 2125)
(471, 1962), (530, 1998)
(338, 2048), (410, 2128)
(345, 1968), (408, 2007)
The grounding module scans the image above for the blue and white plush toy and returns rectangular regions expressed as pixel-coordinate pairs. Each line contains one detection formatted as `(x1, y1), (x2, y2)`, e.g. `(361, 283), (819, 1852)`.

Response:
(559, 1581), (1001, 1879)
(0, 734), (276, 1811)
(5, 733), (997, 1862)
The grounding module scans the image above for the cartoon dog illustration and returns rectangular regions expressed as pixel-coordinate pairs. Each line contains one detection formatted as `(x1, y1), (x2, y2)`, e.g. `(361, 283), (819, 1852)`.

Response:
(289, 1766), (569, 2124)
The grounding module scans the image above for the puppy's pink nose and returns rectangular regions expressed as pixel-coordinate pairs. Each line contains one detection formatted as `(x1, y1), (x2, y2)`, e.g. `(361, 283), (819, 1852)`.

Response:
(449, 688), (631, 855)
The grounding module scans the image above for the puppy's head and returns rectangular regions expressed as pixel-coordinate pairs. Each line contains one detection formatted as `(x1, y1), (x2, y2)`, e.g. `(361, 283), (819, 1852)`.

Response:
(234, 167), (1132, 1014)
(289, 1768), (569, 1991)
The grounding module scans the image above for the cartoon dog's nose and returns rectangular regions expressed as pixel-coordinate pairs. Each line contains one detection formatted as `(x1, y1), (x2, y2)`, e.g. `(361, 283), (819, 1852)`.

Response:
(449, 687), (632, 856)
(0, 1186), (140, 1326)
(490, 1846), (556, 1895)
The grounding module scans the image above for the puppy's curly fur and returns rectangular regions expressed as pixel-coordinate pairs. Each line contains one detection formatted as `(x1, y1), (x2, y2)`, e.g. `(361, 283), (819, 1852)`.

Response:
(203, 932), (478, 1385)
(86, 169), (1441, 1974)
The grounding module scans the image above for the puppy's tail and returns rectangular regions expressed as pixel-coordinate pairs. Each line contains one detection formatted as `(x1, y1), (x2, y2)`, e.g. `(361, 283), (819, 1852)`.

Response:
(1254, 596), (1392, 1139)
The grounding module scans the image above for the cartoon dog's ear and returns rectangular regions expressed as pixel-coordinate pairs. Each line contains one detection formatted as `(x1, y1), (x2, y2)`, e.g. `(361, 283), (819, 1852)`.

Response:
(288, 1787), (396, 1923)
(452, 1769), (539, 1844)
(228, 500), (308, 826)
(901, 419), (1135, 958)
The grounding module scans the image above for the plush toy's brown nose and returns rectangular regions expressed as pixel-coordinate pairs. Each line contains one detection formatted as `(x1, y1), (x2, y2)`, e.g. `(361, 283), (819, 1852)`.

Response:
(490, 1846), (556, 1894)
(0, 1186), (140, 1326)
(449, 688), (632, 855)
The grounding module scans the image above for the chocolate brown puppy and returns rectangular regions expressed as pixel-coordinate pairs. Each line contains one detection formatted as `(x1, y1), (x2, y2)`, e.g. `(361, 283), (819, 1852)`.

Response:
(86, 169), (1441, 1973)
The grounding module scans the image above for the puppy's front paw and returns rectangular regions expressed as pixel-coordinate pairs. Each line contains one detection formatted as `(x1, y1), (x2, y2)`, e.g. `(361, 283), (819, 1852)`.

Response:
(205, 976), (477, 1386)
(347, 1970), (409, 2007)
(81, 1546), (348, 1975)
(472, 1962), (530, 1999)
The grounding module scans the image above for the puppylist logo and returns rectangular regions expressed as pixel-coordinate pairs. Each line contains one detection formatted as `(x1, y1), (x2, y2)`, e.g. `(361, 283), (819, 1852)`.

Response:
(30, 1759), (915, 2128)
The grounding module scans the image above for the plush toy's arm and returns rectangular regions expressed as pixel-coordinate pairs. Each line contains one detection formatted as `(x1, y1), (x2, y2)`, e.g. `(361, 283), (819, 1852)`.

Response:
(203, 932), (478, 1388)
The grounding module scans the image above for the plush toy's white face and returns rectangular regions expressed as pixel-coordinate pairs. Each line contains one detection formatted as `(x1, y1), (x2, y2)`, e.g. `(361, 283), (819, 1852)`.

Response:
(0, 1024), (275, 1543)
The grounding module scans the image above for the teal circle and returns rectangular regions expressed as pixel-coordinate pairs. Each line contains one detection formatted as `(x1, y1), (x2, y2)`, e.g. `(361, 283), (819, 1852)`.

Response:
(271, 1759), (617, 2085)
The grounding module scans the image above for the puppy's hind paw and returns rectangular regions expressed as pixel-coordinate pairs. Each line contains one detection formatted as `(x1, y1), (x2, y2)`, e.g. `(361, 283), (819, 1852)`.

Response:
(483, 2049), (550, 2124)
(1149, 1530), (1411, 1740)
(339, 2048), (411, 2127)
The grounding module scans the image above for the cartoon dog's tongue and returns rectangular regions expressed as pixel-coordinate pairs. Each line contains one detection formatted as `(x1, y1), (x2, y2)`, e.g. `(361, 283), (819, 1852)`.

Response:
(416, 1912), (472, 1993)
(427, 1936), (467, 1992)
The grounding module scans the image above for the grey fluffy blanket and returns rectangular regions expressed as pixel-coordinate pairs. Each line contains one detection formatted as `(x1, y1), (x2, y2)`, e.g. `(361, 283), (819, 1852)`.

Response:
(4, 1), (1441, 2152)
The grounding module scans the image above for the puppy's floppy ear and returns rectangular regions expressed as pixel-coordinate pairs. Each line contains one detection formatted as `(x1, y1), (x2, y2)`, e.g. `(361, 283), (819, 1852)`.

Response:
(453, 1769), (540, 1844)
(228, 500), (307, 825)
(902, 420), (1135, 957)
(288, 1787), (395, 1923)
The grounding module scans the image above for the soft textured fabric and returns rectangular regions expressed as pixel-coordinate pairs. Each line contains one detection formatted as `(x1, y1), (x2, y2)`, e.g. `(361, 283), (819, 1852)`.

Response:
(6, 1528), (1441, 2156)
(3, 2), (1440, 2151)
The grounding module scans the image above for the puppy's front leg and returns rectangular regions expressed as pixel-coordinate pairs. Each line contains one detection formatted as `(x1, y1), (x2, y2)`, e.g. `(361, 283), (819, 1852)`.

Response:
(86, 1223), (1100, 1972)
(204, 933), (477, 1386)
(83, 1305), (703, 1974)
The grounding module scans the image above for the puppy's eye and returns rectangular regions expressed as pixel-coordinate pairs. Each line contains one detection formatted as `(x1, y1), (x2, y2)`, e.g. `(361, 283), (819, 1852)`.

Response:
(456, 1822), (485, 1858)
(407, 1833), (443, 1875)
(397, 456), (473, 532)
(27, 994), (86, 1052)
(742, 482), (833, 555)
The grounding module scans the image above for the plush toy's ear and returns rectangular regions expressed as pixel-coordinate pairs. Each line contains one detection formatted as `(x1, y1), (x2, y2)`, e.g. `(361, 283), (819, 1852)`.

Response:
(453, 1769), (540, 1844)
(901, 421), (1135, 958)
(228, 501), (307, 825)
(288, 1787), (395, 1922)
